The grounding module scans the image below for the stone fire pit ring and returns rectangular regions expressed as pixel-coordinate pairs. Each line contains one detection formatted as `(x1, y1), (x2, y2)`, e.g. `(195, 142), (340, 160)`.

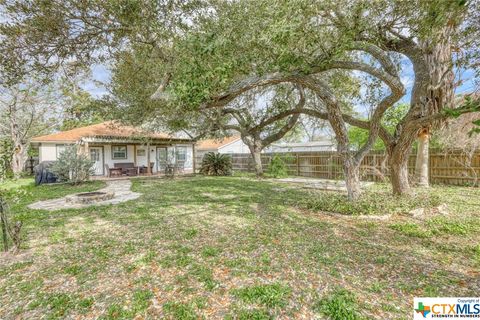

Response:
(65, 191), (115, 204)
(28, 180), (141, 211)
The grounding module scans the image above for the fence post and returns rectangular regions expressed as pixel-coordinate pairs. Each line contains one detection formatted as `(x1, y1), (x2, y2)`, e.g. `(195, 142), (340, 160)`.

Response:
(296, 153), (300, 176)
(429, 151), (433, 184)
(329, 155), (333, 179)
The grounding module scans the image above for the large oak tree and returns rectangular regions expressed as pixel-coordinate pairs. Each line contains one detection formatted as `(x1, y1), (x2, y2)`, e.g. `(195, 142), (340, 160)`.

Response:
(2, 0), (479, 198)
(208, 85), (306, 177)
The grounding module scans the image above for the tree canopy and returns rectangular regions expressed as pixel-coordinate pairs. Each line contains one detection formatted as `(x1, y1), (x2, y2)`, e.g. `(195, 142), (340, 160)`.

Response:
(1, 0), (479, 197)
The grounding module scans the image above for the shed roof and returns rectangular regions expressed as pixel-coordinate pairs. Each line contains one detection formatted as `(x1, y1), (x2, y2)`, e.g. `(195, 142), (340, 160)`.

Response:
(196, 136), (241, 150)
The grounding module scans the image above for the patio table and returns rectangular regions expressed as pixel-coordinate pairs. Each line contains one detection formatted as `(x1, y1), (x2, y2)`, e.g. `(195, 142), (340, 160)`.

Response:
(126, 167), (139, 176)
(109, 167), (123, 177)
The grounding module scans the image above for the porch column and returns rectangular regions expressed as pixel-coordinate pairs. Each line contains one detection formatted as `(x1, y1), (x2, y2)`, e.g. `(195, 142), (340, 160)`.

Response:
(192, 143), (196, 174)
(133, 144), (137, 166)
(83, 141), (89, 156)
(147, 141), (151, 175)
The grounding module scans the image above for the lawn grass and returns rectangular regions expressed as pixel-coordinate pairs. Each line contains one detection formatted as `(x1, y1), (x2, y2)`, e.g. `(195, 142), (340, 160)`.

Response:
(0, 176), (479, 319)
(0, 178), (33, 190)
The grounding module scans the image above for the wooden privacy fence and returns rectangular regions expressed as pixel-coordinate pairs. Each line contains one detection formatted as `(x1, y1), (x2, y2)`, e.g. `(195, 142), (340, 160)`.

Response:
(196, 150), (480, 186)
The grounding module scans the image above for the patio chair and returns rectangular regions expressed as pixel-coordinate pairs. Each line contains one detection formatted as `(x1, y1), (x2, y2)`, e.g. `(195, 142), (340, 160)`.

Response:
(174, 161), (185, 175)
(164, 163), (175, 177)
(158, 161), (168, 174)
(105, 164), (122, 177)
(139, 162), (154, 175)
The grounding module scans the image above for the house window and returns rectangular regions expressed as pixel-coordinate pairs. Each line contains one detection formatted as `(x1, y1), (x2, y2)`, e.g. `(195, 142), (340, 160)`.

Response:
(56, 144), (66, 158)
(112, 145), (127, 159)
(136, 149), (146, 157)
(175, 146), (187, 162)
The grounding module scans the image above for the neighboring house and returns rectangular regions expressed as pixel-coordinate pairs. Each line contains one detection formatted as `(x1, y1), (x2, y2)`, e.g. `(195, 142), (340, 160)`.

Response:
(31, 121), (195, 176)
(196, 136), (250, 157)
(266, 138), (336, 153)
(196, 135), (337, 158)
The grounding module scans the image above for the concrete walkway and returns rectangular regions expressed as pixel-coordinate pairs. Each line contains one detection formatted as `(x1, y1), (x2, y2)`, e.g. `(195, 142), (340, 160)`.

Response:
(275, 177), (373, 192)
(28, 180), (141, 211)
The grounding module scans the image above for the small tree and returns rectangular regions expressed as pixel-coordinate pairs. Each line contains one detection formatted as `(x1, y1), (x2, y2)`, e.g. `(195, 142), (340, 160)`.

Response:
(0, 139), (14, 181)
(267, 154), (290, 178)
(0, 190), (23, 253)
(51, 145), (94, 184)
(0, 196), (8, 252)
(0, 80), (59, 179)
(209, 85), (305, 178)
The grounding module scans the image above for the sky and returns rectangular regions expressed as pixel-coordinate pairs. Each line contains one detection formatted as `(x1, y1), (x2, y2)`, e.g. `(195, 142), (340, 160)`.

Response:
(85, 58), (477, 105)
(81, 64), (111, 98)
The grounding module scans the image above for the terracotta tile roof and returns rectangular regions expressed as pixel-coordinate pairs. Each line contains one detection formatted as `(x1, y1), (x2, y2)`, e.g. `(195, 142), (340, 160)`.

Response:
(31, 121), (189, 143)
(196, 135), (241, 150)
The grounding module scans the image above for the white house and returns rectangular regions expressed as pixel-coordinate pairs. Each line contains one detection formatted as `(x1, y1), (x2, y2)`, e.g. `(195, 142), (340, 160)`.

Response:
(196, 135), (336, 158)
(266, 138), (336, 153)
(196, 136), (250, 156)
(31, 121), (195, 176)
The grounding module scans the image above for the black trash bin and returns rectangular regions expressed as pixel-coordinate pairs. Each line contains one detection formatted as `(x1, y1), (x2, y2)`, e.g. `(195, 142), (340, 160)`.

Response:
(34, 161), (58, 185)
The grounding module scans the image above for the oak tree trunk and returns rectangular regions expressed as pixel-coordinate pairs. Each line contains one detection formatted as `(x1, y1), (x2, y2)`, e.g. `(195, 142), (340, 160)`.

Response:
(9, 114), (28, 179)
(414, 130), (430, 187)
(389, 146), (412, 195)
(11, 143), (27, 179)
(344, 160), (361, 201)
(244, 137), (264, 178)
(252, 150), (263, 178)
(385, 24), (454, 196)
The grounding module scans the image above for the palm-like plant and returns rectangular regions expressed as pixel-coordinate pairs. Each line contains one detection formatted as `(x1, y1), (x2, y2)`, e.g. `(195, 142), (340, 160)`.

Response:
(200, 152), (232, 176)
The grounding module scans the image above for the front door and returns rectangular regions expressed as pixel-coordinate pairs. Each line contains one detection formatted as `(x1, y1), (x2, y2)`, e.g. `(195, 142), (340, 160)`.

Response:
(89, 147), (104, 176)
(156, 147), (168, 172)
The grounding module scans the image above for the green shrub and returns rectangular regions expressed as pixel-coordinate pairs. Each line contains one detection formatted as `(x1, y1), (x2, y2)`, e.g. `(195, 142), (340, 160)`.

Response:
(0, 189), (25, 252)
(313, 288), (363, 320)
(200, 152), (232, 176)
(51, 145), (94, 184)
(266, 154), (289, 178)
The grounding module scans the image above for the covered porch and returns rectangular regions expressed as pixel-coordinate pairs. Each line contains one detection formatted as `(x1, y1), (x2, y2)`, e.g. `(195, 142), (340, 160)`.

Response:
(82, 136), (196, 178)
